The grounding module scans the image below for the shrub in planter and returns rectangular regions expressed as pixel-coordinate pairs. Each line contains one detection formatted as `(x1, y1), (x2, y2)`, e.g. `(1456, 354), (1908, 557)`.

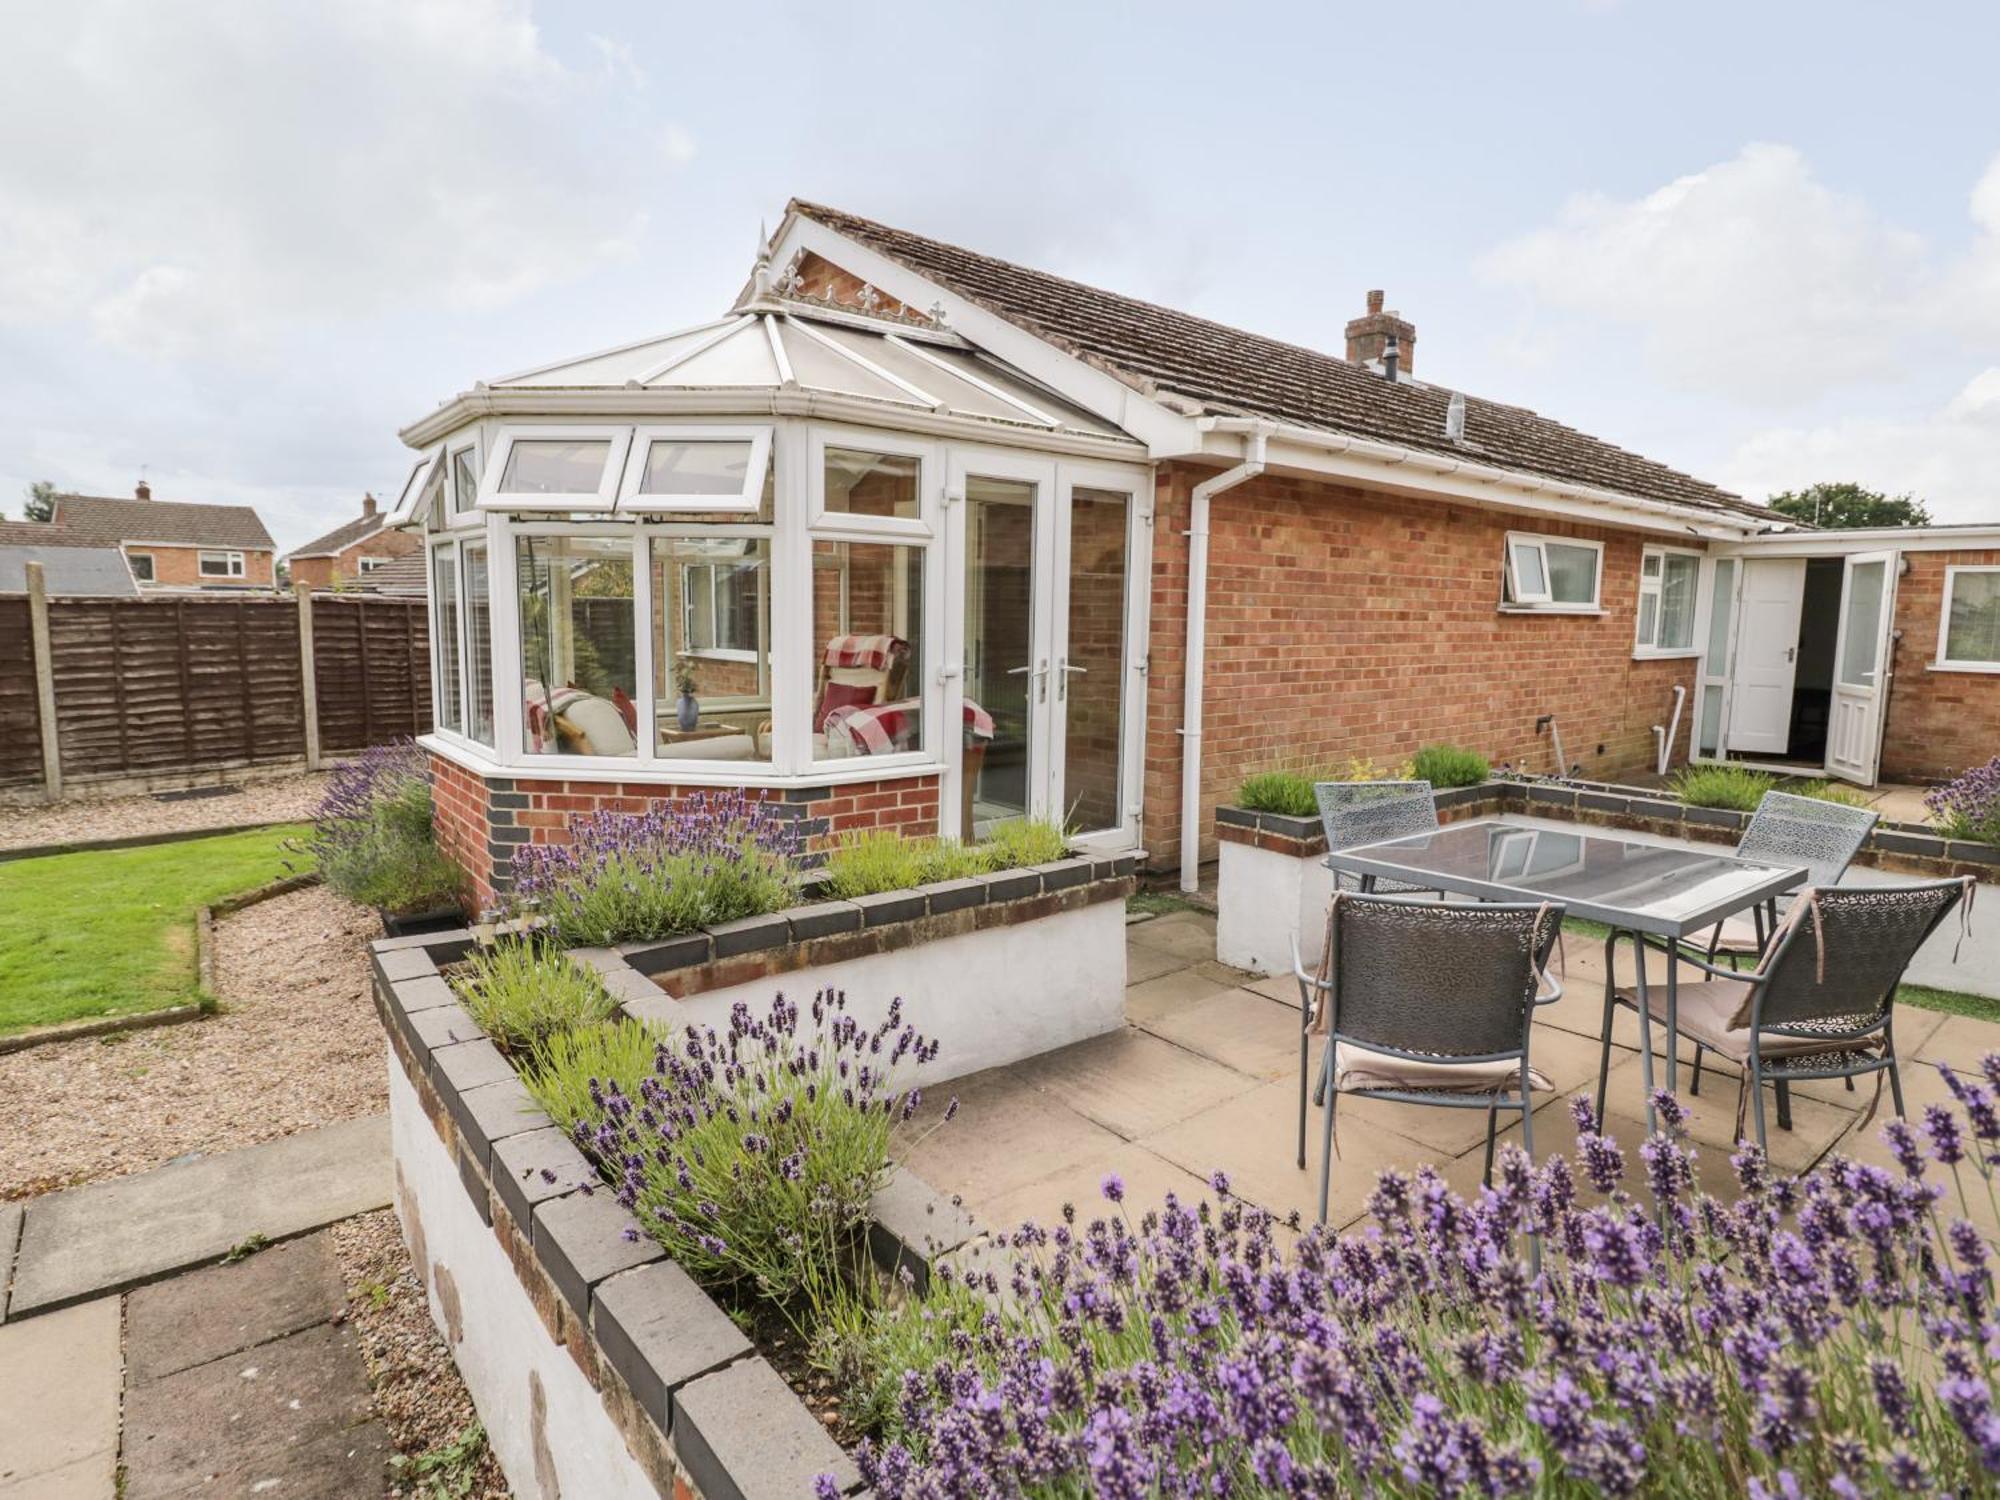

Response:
(307, 739), (462, 916)
(510, 788), (799, 947)
(1784, 777), (1873, 808)
(834, 1078), (2000, 1498)
(1926, 756), (2000, 844)
(1411, 742), (1490, 789)
(453, 939), (618, 1054)
(1238, 758), (1420, 817)
(822, 830), (994, 898)
(1670, 763), (1780, 811)
(521, 1017), (662, 1136)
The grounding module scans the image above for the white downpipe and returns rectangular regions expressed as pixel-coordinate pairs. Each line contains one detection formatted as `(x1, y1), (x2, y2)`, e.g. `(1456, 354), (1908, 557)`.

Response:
(1179, 426), (1270, 891)
(1655, 684), (1687, 775)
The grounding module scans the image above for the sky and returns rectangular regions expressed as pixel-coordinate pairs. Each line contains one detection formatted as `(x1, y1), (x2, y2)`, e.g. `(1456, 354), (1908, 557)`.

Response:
(3, 0), (1998, 552)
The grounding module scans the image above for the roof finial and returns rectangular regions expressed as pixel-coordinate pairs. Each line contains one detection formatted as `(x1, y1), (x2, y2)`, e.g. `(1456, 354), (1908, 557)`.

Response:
(752, 221), (773, 297)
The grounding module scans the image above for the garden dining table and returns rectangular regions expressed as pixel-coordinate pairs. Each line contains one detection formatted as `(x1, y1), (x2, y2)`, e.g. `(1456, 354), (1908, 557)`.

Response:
(1323, 818), (1807, 1131)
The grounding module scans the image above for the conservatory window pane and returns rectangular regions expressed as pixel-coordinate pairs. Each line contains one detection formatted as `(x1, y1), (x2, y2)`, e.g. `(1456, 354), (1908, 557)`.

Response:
(1945, 571), (2000, 664)
(637, 440), (752, 497)
(1546, 542), (1599, 604)
(811, 540), (925, 760)
(516, 535), (638, 757)
(824, 448), (919, 521)
(464, 544), (494, 746)
(1658, 553), (1698, 650)
(651, 537), (770, 763)
(500, 439), (611, 496)
(432, 549), (462, 735)
(451, 449), (479, 516)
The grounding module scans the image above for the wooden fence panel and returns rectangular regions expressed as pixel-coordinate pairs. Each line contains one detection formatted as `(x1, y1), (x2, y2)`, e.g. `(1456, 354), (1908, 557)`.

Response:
(312, 595), (431, 753)
(0, 598), (41, 789)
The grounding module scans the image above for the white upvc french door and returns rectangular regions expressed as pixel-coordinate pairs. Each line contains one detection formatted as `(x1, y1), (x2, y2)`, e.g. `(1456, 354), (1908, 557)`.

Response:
(1727, 558), (1807, 755)
(1825, 549), (1898, 785)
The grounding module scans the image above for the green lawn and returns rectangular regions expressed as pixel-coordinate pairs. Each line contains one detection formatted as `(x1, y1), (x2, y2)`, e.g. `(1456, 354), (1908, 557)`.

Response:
(0, 824), (310, 1035)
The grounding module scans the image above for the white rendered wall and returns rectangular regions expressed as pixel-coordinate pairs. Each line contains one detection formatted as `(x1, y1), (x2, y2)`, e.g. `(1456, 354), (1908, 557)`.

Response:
(1215, 839), (1332, 978)
(676, 899), (1128, 1087)
(389, 1057), (661, 1500)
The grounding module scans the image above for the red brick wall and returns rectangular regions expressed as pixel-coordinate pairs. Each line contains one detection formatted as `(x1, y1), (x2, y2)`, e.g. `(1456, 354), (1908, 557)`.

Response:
(127, 544), (276, 589)
(427, 749), (942, 916)
(1142, 462), (1703, 870)
(1882, 548), (2000, 782)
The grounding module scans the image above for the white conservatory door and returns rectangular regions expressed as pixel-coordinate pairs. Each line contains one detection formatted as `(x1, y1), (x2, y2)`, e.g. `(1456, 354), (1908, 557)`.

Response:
(1825, 550), (1898, 785)
(1727, 558), (1807, 755)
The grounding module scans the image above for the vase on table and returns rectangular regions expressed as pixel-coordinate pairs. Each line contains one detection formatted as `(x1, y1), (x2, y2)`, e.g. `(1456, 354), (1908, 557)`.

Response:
(676, 692), (700, 731)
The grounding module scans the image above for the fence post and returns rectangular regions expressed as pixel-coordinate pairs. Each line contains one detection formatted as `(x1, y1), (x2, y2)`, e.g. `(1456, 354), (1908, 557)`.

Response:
(296, 582), (321, 771)
(25, 561), (61, 802)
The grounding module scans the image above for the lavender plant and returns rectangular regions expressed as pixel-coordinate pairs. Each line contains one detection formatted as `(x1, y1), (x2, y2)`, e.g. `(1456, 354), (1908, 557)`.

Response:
(1927, 755), (2000, 844)
(304, 738), (462, 914)
(568, 988), (947, 1335)
(832, 1071), (2000, 1498)
(452, 938), (617, 1054)
(509, 789), (799, 947)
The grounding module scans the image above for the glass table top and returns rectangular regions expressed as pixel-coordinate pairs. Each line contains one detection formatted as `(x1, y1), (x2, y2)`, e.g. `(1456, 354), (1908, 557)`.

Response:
(1324, 819), (1807, 936)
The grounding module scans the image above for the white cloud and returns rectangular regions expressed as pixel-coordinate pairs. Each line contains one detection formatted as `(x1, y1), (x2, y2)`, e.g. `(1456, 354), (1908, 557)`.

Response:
(0, 0), (692, 359)
(1479, 143), (1981, 403)
(1722, 368), (2000, 525)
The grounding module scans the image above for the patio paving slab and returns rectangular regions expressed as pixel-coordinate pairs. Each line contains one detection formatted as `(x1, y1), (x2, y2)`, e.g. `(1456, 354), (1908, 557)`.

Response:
(1126, 941), (1194, 984)
(1123, 966), (1240, 1026)
(1595, 1051), (1857, 1174)
(901, 1066), (1127, 1206)
(0, 1295), (119, 1496)
(975, 1139), (1213, 1236)
(125, 1231), (348, 1382)
(1125, 916), (1222, 964)
(1011, 1028), (1259, 1141)
(1914, 1010), (2000, 1065)
(1138, 986), (1303, 1082)
(9, 1113), (390, 1315)
(0, 1200), (20, 1322)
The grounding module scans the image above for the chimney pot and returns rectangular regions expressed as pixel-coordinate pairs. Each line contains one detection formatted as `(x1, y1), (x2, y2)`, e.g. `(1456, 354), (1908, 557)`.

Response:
(1366, 289), (1385, 316)
(134, 479), (151, 501)
(362, 492), (377, 518)
(1345, 289), (1417, 377)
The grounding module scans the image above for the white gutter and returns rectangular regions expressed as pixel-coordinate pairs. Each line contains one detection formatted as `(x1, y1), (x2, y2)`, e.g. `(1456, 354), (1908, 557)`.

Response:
(1179, 424), (1270, 891)
(1196, 415), (1765, 540)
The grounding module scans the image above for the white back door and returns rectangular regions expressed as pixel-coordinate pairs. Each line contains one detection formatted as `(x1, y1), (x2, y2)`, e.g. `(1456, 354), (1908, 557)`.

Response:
(1727, 558), (1807, 754)
(1826, 550), (1898, 785)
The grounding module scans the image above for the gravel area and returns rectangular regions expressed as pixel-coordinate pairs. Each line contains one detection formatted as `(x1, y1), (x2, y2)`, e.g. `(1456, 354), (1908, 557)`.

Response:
(333, 1208), (511, 1499)
(0, 881), (386, 1199)
(0, 770), (329, 852)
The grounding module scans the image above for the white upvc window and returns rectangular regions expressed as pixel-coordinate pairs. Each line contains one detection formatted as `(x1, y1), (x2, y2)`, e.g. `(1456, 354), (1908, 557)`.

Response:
(808, 425), (933, 539)
(446, 436), (482, 525)
(1634, 544), (1702, 655)
(479, 425), (631, 513)
(1502, 531), (1603, 612)
(199, 550), (246, 578)
(1936, 566), (2000, 672)
(388, 445), (445, 528)
(357, 555), (386, 574)
(618, 424), (772, 515)
(127, 551), (155, 582)
(680, 555), (761, 660)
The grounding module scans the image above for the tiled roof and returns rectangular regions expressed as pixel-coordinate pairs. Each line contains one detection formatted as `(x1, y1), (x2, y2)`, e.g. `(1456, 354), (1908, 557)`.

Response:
(287, 512), (385, 561)
(51, 494), (276, 550)
(0, 542), (138, 597)
(353, 551), (426, 596)
(0, 521), (103, 548)
(792, 201), (1777, 523)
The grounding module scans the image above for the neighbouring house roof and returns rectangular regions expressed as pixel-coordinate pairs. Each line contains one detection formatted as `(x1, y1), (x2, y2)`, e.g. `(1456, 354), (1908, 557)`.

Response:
(0, 520), (102, 548)
(353, 551), (426, 596)
(287, 512), (388, 562)
(0, 541), (139, 596)
(789, 201), (1779, 525)
(51, 494), (277, 551)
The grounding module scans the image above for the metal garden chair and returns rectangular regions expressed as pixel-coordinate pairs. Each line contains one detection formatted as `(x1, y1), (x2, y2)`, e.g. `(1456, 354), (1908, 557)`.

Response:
(1600, 878), (1970, 1149)
(1291, 891), (1564, 1225)
(1314, 780), (1440, 894)
(1684, 790), (1879, 1102)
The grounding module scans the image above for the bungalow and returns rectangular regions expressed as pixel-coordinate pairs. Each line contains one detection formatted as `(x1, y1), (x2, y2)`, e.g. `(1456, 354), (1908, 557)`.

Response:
(0, 521), (139, 596)
(392, 200), (2000, 912)
(50, 483), (277, 590)
(284, 492), (421, 588)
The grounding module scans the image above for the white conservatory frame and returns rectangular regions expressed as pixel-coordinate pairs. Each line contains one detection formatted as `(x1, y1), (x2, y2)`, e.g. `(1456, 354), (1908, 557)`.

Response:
(412, 411), (1154, 848)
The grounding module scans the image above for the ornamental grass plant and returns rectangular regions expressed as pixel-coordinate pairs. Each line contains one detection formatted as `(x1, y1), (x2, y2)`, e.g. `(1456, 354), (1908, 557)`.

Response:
(1669, 763), (1782, 812)
(510, 788), (799, 946)
(520, 1017), (663, 1137)
(820, 818), (1072, 898)
(453, 938), (618, 1054)
(306, 739), (463, 915)
(1411, 743), (1492, 790)
(828, 1073), (2000, 1499)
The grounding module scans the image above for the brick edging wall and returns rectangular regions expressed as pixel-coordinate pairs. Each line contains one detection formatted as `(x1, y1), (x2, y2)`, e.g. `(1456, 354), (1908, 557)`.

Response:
(1214, 778), (2000, 881)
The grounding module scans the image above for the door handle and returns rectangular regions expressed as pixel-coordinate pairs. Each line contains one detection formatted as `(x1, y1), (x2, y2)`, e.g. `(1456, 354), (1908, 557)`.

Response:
(1057, 660), (1087, 701)
(1785, 646), (1795, 663)
(1006, 659), (1050, 702)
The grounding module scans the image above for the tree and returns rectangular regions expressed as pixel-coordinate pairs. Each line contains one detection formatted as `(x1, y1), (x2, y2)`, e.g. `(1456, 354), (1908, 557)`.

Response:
(18, 480), (56, 523)
(1767, 482), (1931, 530)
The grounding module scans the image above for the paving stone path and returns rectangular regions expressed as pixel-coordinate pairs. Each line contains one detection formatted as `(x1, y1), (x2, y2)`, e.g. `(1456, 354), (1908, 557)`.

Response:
(0, 1120), (394, 1498)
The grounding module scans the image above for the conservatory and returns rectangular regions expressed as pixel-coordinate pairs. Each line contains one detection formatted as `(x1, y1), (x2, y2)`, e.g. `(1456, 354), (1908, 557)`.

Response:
(391, 284), (1154, 886)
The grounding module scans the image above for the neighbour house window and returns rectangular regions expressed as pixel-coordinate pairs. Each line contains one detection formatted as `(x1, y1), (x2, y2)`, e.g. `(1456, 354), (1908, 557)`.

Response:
(1937, 567), (2000, 671)
(127, 552), (154, 582)
(432, 545), (464, 735)
(357, 555), (386, 574)
(1502, 532), (1602, 611)
(517, 534), (639, 757)
(1635, 546), (1701, 654)
(199, 550), (246, 578)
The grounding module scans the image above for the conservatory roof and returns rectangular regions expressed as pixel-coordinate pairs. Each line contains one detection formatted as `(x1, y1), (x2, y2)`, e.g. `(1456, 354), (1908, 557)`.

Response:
(474, 302), (1130, 443)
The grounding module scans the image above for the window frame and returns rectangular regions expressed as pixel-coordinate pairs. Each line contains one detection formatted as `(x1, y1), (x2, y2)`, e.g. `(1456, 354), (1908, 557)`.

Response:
(509, 522), (649, 764)
(678, 556), (763, 663)
(618, 423), (772, 516)
(1934, 564), (2000, 673)
(1633, 543), (1704, 658)
(356, 555), (387, 574)
(1500, 530), (1604, 614)
(388, 445), (445, 528)
(444, 435), (484, 529)
(126, 551), (155, 583)
(478, 425), (631, 514)
(198, 549), (246, 579)
(808, 425), (934, 540)
(428, 538), (468, 740)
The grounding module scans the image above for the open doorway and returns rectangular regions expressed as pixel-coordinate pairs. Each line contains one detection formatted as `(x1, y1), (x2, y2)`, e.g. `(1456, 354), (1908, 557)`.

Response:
(1783, 559), (1843, 762)
(1724, 556), (1843, 766)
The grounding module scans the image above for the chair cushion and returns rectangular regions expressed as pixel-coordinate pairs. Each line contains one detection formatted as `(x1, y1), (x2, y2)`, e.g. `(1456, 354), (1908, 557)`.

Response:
(1333, 1042), (1551, 1095)
(1687, 911), (1768, 956)
(1612, 979), (1876, 1062)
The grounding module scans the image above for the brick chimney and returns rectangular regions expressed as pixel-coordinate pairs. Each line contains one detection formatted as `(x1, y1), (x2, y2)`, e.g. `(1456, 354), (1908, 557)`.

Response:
(362, 491), (377, 518)
(134, 479), (152, 500)
(1345, 289), (1416, 377)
